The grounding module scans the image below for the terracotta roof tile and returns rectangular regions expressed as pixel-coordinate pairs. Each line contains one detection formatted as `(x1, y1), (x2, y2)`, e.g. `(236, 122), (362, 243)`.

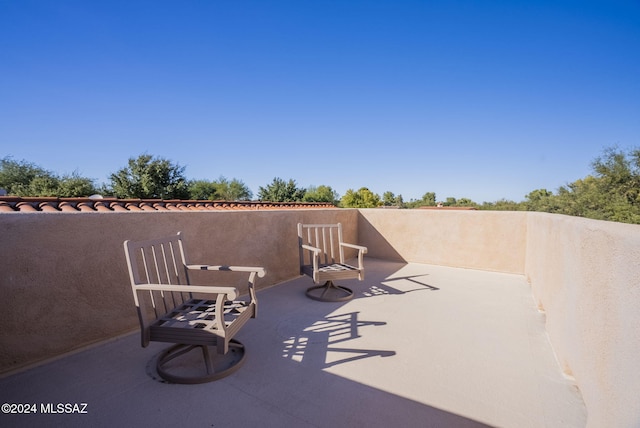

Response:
(77, 202), (95, 212)
(0, 201), (13, 212)
(39, 202), (59, 212)
(0, 197), (336, 213)
(109, 202), (128, 212)
(58, 202), (77, 212)
(94, 201), (112, 212)
(16, 202), (37, 212)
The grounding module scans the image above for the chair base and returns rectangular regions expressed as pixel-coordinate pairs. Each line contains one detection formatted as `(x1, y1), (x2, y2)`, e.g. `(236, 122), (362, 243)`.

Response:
(155, 339), (246, 384)
(306, 280), (354, 302)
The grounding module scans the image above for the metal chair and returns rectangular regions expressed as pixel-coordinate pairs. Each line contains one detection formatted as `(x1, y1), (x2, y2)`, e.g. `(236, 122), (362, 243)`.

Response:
(124, 232), (265, 383)
(297, 223), (367, 302)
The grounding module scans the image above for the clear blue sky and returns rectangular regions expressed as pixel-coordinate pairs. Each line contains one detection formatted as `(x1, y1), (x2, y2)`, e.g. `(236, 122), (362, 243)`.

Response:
(1, 0), (639, 203)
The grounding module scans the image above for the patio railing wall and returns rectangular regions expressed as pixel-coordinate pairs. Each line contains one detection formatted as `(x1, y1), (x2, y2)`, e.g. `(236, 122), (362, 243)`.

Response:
(357, 208), (640, 428)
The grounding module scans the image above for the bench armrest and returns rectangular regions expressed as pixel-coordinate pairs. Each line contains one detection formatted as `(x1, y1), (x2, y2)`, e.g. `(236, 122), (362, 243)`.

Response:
(134, 284), (240, 300)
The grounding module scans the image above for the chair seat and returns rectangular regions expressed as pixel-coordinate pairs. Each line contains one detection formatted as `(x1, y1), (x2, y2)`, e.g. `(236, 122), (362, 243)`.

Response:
(150, 299), (253, 346)
(302, 263), (362, 283)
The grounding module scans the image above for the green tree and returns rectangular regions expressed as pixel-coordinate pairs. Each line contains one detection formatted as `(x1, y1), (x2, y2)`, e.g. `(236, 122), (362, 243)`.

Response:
(340, 187), (381, 208)
(548, 146), (640, 223)
(57, 173), (98, 197)
(109, 154), (189, 199)
(591, 146), (640, 207)
(524, 189), (557, 212)
(480, 199), (523, 211)
(444, 197), (457, 206)
(258, 177), (305, 202)
(188, 176), (252, 201)
(0, 157), (54, 195)
(188, 179), (218, 200)
(454, 197), (477, 207)
(406, 192), (436, 209)
(0, 157), (97, 197)
(216, 177), (252, 201)
(421, 192), (436, 206)
(303, 185), (339, 204)
(381, 191), (404, 207)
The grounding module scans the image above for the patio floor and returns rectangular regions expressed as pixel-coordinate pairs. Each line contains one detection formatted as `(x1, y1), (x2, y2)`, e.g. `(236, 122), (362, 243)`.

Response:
(0, 259), (586, 427)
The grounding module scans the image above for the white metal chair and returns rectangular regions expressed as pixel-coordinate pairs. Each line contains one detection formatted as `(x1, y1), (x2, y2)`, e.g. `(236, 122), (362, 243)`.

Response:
(124, 232), (265, 384)
(297, 223), (367, 302)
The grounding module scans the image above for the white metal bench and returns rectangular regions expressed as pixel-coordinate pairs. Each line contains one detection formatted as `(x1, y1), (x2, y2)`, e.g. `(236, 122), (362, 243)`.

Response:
(297, 223), (367, 302)
(124, 232), (265, 384)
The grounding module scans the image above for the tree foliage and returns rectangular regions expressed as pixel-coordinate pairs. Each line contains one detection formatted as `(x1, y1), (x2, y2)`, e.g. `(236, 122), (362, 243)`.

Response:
(0, 157), (97, 197)
(4, 146), (640, 224)
(109, 154), (189, 199)
(218, 177), (252, 201)
(257, 177), (305, 202)
(188, 176), (252, 201)
(340, 187), (381, 208)
(382, 191), (404, 207)
(188, 179), (218, 200)
(499, 146), (640, 223)
(303, 185), (339, 204)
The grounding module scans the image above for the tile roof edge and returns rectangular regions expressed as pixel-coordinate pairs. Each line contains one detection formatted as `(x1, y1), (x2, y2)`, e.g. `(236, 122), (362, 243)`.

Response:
(0, 197), (336, 213)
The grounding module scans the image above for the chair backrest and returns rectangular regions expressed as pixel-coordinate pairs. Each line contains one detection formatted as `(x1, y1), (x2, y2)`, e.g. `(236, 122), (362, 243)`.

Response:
(298, 223), (345, 268)
(124, 232), (192, 345)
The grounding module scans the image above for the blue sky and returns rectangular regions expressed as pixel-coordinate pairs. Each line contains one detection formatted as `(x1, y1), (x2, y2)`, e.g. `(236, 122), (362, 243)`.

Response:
(1, 0), (639, 203)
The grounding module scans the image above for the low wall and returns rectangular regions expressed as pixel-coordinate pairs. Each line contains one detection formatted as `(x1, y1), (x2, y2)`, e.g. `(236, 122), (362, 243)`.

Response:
(357, 209), (528, 273)
(2, 208), (638, 426)
(357, 209), (640, 427)
(525, 213), (640, 428)
(0, 209), (357, 375)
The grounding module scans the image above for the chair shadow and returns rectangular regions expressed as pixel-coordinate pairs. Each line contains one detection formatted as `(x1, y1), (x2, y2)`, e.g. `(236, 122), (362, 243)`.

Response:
(360, 273), (439, 297)
(279, 311), (395, 369)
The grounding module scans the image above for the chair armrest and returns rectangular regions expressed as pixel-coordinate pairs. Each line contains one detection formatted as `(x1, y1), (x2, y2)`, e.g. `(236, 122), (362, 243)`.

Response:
(340, 243), (368, 253)
(300, 244), (321, 254)
(134, 284), (239, 300)
(300, 244), (321, 277)
(185, 265), (265, 311)
(340, 242), (367, 270)
(186, 264), (266, 277)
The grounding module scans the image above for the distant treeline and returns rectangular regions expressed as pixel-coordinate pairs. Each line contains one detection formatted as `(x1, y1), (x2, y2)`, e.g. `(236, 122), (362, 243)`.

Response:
(2, 147), (639, 224)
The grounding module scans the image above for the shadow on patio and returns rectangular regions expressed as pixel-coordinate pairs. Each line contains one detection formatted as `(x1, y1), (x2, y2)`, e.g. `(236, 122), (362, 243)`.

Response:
(0, 259), (585, 428)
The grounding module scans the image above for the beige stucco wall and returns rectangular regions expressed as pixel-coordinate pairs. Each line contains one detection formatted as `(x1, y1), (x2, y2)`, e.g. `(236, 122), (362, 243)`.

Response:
(357, 209), (528, 273)
(0, 209), (357, 375)
(524, 212), (640, 428)
(353, 209), (640, 427)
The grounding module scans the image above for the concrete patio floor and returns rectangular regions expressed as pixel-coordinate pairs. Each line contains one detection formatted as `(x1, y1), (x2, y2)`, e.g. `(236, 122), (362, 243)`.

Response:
(0, 259), (586, 428)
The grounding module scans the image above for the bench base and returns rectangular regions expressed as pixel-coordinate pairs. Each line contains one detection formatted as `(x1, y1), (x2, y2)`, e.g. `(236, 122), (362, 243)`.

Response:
(155, 339), (246, 384)
(306, 281), (354, 302)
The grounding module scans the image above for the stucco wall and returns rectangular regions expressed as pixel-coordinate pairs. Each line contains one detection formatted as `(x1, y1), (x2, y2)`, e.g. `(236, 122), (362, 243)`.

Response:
(525, 212), (640, 428)
(0, 209), (357, 375)
(357, 209), (528, 274)
(355, 208), (640, 427)
(2, 208), (639, 426)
